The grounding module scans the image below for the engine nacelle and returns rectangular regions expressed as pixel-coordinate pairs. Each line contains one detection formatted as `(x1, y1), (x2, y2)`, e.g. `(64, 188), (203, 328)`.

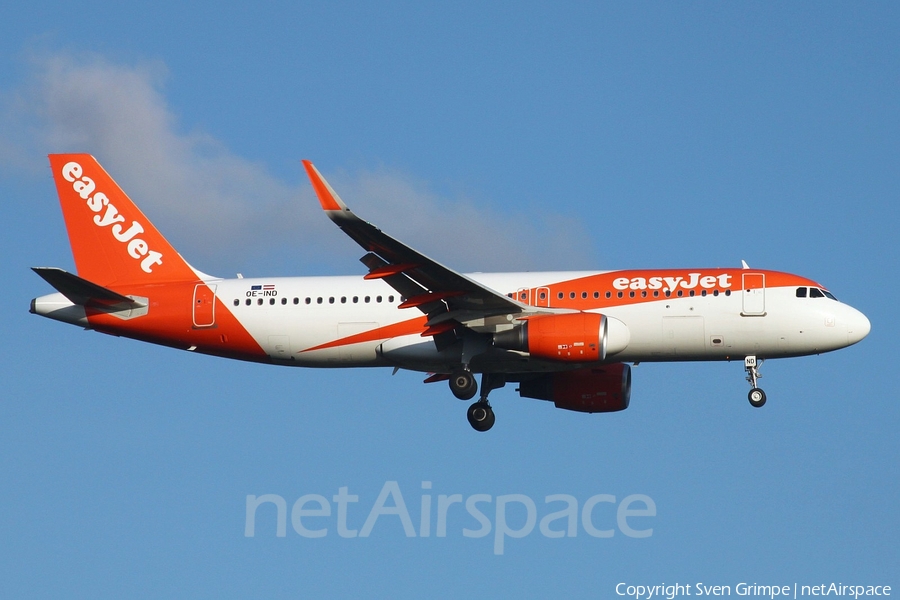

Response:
(518, 363), (632, 413)
(494, 312), (607, 362)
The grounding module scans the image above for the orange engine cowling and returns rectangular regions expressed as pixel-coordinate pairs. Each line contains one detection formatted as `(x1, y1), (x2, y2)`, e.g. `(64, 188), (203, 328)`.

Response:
(493, 312), (607, 362)
(518, 363), (632, 413)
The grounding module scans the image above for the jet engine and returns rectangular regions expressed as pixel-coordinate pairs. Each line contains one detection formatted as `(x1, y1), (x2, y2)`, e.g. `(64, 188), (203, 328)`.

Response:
(493, 312), (605, 362)
(518, 363), (632, 413)
(494, 312), (630, 362)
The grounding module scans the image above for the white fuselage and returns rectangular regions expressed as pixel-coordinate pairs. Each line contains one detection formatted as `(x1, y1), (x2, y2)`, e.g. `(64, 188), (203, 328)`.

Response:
(201, 270), (869, 370)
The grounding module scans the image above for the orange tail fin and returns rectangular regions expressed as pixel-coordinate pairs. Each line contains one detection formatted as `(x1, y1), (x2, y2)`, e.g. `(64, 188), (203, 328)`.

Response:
(49, 154), (200, 286)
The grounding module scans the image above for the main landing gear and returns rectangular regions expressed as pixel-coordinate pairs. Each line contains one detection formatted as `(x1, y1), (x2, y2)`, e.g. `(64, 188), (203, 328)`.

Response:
(449, 370), (478, 400)
(744, 355), (767, 408)
(467, 401), (495, 432)
(449, 371), (504, 432)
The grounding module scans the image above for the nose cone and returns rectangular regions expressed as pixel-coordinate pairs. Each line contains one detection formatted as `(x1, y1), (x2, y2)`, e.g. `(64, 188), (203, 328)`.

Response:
(846, 307), (871, 346)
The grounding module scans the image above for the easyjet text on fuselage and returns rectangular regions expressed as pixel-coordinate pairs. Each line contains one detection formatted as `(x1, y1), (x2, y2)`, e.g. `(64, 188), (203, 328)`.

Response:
(612, 273), (732, 293)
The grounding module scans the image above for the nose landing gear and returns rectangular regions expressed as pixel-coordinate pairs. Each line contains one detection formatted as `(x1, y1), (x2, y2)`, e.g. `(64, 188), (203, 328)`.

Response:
(744, 355), (766, 408)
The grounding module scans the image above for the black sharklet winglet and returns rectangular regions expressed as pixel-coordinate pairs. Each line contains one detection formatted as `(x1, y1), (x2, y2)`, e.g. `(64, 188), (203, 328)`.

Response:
(31, 267), (146, 310)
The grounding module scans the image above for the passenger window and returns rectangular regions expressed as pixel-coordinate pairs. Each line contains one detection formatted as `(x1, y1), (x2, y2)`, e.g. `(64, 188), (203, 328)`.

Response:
(558, 292), (564, 300)
(329, 297), (335, 304)
(246, 299), (252, 306)
(593, 291), (599, 299)
(377, 296), (383, 303)
(641, 291), (647, 298)
(389, 295), (394, 302)
(317, 297), (323, 304)
(653, 291), (659, 297)
(725, 290), (731, 297)
(569, 292), (576, 299)
(281, 298), (287, 305)
(341, 297), (347, 303)
(365, 296), (371, 303)
(605, 291), (611, 299)
(257, 298), (263, 306)
(353, 296), (359, 303)
(305, 297), (311, 304)
(796, 287), (807, 298)
(629, 291), (635, 298)
(233, 299), (239, 307)
(810, 288), (824, 298)
(617, 291), (623, 298)
(269, 298), (275, 305)
(581, 292), (587, 299)
(713, 290), (719, 297)
(293, 297), (299, 305)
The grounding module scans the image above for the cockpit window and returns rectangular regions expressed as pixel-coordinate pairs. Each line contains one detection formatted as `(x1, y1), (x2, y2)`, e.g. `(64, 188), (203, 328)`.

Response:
(797, 286), (837, 300)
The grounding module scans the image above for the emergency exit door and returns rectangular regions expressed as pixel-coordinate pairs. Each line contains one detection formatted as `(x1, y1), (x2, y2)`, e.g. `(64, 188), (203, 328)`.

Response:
(193, 284), (217, 327)
(741, 273), (765, 316)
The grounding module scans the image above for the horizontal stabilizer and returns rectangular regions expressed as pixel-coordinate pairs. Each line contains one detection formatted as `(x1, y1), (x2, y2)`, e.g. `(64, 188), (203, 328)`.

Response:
(31, 267), (145, 309)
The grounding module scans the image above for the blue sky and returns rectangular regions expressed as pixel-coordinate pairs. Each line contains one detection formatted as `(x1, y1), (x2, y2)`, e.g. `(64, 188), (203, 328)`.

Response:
(1, 2), (897, 598)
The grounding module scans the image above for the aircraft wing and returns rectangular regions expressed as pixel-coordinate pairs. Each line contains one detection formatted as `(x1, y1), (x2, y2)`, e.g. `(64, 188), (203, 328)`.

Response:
(302, 161), (528, 331)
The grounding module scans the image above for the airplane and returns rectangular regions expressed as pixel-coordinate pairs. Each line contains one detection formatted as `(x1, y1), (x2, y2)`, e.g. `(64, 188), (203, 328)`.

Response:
(30, 154), (871, 431)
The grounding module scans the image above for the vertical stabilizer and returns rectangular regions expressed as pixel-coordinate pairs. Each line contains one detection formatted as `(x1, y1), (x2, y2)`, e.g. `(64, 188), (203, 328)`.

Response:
(48, 154), (199, 286)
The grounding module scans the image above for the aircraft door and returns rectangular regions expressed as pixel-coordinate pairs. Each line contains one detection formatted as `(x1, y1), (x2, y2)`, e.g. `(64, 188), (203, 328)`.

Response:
(193, 283), (217, 327)
(516, 287), (551, 307)
(741, 273), (765, 316)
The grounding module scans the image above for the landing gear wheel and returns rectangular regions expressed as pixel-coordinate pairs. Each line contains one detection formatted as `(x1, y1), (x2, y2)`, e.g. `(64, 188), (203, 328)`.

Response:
(467, 401), (495, 432)
(748, 387), (767, 408)
(450, 371), (478, 400)
(744, 356), (767, 408)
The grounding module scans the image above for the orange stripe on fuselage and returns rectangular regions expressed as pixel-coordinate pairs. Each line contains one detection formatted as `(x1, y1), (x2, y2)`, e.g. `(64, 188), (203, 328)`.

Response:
(510, 269), (821, 311)
(300, 316), (429, 353)
(84, 281), (267, 362)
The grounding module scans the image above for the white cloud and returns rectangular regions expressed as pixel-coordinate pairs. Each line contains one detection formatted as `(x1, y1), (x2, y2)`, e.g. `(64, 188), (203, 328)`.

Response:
(3, 51), (593, 276)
